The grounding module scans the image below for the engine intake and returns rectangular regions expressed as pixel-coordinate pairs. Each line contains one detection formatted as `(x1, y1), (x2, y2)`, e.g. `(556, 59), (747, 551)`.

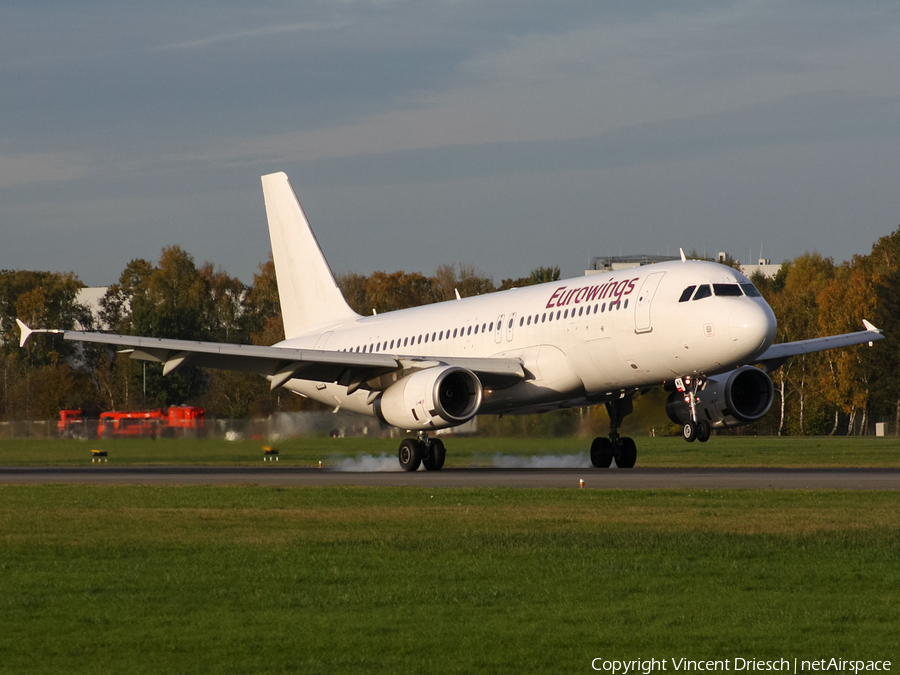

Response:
(374, 366), (483, 430)
(666, 366), (774, 429)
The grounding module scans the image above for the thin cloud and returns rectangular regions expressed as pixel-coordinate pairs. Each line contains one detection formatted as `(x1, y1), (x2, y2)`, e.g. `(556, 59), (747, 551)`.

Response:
(0, 152), (90, 189)
(153, 21), (343, 53)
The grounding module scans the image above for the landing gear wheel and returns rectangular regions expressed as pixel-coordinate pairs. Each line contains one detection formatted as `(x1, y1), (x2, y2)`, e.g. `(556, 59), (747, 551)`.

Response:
(683, 421), (698, 443)
(590, 437), (613, 468)
(398, 438), (423, 471)
(422, 438), (446, 471)
(696, 420), (711, 443)
(616, 437), (637, 468)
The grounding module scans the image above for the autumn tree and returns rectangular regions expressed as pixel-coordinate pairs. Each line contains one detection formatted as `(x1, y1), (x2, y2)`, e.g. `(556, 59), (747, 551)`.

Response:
(364, 270), (436, 313)
(860, 227), (900, 432)
(764, 253), (837, 435)
(815, 259), (876, 434)
(335, 272), (369, 316)
(200, 262), (247, 344)
(98, 247), (215, 408)
(499, 266), (560, 290)
(0, 270), (92, 419)
(433, 263), (495, 300)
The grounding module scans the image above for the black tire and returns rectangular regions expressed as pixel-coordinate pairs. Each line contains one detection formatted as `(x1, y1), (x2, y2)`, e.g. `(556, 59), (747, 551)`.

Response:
(422, 438), (446, 471)
(683, 421), (698, 443)
(398, 438), (423, 471)
(617, 437), (637, 468)
(696, 420), (711, 443)
(590, 437), (613, 468)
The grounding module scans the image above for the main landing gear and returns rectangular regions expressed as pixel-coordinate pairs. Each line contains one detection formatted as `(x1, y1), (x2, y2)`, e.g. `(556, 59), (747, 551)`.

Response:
(590, 397), (637, 469)
(398, 432), (446, 471)
(676, 375), (711, 443)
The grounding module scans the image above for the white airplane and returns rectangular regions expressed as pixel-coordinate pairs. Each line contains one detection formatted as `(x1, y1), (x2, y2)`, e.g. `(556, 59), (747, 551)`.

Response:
(19, 172), (885, 470)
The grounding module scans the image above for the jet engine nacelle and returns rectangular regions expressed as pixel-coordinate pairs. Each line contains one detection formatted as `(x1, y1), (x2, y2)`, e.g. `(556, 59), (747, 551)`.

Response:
(374, 366), (483, 430)
(666, 365), (774, 429)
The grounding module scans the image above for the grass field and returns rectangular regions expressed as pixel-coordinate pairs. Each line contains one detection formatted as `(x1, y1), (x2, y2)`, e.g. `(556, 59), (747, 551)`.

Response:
(1, 486), (898, 674)
(1, 434), (900, 467)
(2, 437), (898, 672)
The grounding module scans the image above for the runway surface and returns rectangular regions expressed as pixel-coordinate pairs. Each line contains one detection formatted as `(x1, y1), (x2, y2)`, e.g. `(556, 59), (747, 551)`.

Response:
(1, 466), (899, 489)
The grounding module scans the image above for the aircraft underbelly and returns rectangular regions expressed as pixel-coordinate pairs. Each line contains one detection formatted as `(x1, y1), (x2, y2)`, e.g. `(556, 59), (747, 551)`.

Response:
(479, 344), (584, 412)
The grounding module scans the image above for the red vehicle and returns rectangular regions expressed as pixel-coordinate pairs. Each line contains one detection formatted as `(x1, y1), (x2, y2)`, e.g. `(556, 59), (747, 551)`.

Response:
(96, 406), (205, 438)
(166, 406), (205, 429)
(58, 410), (85, 438)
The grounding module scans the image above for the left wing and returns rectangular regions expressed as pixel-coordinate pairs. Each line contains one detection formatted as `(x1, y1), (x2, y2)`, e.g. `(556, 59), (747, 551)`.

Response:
(755, 320), (884, 373)
(16, 320), (525, 392)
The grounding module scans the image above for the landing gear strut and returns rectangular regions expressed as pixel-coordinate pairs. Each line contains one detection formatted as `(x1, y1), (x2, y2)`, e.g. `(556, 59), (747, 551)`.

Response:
(398, 432), (446, 472)
(590, 396), (637, 469)
(677, 375), (711, 443)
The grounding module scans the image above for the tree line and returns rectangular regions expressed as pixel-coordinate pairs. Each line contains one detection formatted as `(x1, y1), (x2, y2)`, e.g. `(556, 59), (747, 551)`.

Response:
(0, 249), (559, 421)
(1, 229), (899, 436)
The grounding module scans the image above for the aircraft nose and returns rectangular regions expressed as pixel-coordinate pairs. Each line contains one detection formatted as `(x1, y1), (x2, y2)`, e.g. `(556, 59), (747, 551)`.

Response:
(728, 300), (776, 358)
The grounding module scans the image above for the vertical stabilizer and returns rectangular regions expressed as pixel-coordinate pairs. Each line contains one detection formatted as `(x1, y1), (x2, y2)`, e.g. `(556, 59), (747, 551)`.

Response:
(261, 172), (359, 337)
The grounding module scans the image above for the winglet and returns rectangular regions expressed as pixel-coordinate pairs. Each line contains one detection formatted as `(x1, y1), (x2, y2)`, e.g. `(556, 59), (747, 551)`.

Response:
(16, 319), (66, 347)
(16, 319), (32, 347)
(862, 319), (882, 347)
(862, 319), (881, 333)
(679, 248), (687, 262)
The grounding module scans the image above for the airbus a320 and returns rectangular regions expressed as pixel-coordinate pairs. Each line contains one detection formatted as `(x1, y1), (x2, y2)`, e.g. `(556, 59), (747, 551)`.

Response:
(19, 172), (884, 470)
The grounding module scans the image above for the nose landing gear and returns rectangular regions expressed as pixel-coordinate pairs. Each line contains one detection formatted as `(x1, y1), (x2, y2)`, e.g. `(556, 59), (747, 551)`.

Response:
(676, 375), (711, 443)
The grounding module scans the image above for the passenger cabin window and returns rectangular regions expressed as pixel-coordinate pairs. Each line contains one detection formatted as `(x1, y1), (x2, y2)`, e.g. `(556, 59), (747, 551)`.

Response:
(741, 283), (762, 297)
(692, 285), (712, 300)
(679, 286), (696, 303)
(713, 284), (743, 297)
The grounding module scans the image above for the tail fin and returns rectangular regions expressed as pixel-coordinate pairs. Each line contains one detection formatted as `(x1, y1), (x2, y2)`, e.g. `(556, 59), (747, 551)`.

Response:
(261, 172), (359, 337)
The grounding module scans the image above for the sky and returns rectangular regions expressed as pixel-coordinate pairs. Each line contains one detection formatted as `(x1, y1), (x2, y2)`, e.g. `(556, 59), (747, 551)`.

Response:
(2, 0), (899, 287)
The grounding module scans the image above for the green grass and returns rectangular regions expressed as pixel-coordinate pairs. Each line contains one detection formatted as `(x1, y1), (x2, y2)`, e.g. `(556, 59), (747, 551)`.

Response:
(1, 434), (900, 467)
(1, 486), (898, 673)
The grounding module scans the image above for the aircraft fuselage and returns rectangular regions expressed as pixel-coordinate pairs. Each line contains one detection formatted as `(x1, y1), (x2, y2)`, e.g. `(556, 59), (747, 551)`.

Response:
(278, 259), (776, 417)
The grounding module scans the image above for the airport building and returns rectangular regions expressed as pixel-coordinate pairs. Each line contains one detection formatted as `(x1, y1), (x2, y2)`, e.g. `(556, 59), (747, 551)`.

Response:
(586, 252), (781, 279)
(76, 286), (109, 329)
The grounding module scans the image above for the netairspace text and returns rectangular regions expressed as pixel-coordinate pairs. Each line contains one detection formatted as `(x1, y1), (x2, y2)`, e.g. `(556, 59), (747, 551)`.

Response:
(591, 658), (892, 674)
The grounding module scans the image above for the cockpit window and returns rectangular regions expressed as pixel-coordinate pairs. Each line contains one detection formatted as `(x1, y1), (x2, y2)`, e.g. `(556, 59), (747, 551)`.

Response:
(678, 286), (696, 303)
(692, 285), (712, 300)
(713, 284), (743, 297)
(740, 283), (762, 298)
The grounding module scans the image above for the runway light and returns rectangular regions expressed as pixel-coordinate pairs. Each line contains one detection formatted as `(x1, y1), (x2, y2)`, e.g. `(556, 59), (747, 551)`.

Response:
(318, 460), (322, 469)
(579, 479), (584, 489)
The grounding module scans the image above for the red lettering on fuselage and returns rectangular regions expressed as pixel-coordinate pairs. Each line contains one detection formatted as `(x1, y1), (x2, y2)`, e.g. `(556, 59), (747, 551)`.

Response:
(545, 276), (640, 309)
